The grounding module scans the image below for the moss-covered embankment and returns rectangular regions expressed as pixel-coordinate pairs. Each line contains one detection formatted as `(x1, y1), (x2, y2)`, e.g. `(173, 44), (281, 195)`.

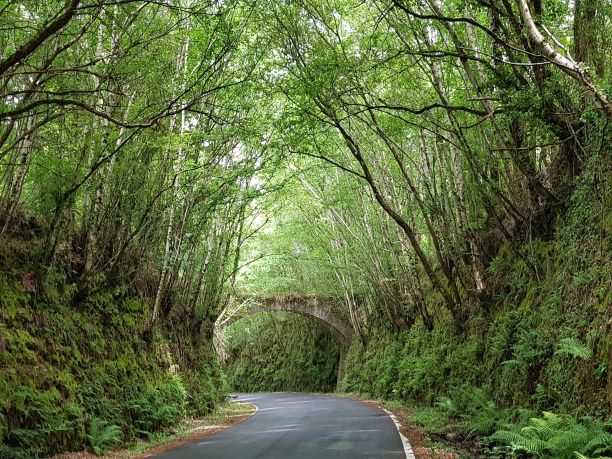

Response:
(0, 232), (225, 458)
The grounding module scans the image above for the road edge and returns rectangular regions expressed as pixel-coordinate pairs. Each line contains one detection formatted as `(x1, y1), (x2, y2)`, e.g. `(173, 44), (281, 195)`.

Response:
(136, 401), (258, 458)
(381, 407), (416, 459)
(328, 392), (416, 459)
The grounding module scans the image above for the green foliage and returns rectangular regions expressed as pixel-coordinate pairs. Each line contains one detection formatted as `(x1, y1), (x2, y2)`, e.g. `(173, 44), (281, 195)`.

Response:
(555, 338), (593, 360)
(0, 445), (43, 459)
(1, 0), (611, 457)
(130, 374), (188, 435)
(88, 419), (122, 455)
(340, 177), (611, 428)
(225, 313), (340, 393)
(435, 386), (509, 436)
(2, 385), (85, 454)
(0, 267), (225, 456)
(491, 412), (612, 458)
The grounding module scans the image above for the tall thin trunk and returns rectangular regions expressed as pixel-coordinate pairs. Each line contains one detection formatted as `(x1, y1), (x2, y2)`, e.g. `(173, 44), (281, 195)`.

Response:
(1, 115), (34, 235)
(147, 35), (191, 331)
(517, 0), (611, 118)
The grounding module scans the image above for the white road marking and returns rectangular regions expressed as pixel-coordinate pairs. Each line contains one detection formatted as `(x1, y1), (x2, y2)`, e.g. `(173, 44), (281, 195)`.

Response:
(382, 408), (416, 459)
(239, 395), (415, 458)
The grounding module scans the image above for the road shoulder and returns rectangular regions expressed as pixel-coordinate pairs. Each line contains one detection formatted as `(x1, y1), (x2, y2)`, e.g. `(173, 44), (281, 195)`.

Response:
(52, 401), (257, 459)
(336, 394), (456, 459)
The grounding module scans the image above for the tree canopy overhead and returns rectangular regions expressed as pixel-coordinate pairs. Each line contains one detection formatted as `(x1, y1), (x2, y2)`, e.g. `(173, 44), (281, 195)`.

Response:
(1, 0), (610, 331)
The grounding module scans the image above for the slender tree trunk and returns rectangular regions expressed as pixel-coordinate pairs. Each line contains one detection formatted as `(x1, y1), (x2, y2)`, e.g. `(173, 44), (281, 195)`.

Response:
(517, 0), (611, 118)
(1, 116), (34, 235)
(147, 35), (191, 331)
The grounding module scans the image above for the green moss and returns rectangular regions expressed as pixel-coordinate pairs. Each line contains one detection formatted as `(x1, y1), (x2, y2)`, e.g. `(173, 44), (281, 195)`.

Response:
(0, 280), (29, 320)
(0, 261), (225, 457)
(225, 312), (340, 393)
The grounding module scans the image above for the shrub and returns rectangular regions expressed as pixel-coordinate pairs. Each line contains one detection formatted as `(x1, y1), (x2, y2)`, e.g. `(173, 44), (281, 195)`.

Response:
(490, 412), (612, 458)
(129, 374), (187, 435)
(88, 419), (122, 455)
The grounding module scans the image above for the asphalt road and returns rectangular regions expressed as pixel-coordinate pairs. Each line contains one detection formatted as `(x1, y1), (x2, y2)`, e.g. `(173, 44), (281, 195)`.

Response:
(153, 392), (408, 459)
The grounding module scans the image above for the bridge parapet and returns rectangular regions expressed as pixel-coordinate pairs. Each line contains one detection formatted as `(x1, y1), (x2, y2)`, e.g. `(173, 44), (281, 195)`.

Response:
(223, 295), (354, 345)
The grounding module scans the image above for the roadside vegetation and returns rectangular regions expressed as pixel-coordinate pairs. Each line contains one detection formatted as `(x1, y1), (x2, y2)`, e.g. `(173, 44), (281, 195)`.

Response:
(50, 400), (254, 458)
(1, 0), (610, 457)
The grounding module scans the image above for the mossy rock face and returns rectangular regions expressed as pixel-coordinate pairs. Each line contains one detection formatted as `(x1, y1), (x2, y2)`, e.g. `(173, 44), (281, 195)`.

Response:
(0, 256), (224, 457)
(225, 312), (340, 393)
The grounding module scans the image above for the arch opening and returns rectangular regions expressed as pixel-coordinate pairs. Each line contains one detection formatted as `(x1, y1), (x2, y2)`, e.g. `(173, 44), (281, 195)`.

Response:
(220, 296), (353, 390)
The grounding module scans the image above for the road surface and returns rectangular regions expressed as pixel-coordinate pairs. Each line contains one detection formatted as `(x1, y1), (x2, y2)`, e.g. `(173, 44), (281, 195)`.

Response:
(153, 392), (408, 459)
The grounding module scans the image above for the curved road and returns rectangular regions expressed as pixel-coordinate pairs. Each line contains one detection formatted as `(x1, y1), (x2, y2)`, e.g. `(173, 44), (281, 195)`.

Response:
(154, 392), (408, 459)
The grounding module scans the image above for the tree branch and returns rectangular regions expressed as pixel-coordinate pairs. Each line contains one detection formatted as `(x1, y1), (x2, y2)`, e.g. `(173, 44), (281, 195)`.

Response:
(0, 0), (81, 76)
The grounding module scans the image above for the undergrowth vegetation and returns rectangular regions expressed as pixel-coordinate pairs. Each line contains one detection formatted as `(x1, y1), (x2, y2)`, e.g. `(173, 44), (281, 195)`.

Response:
(88, 419), (122, 456)
(0, 238), (226, 458)
(490, 412), (612, 459)
(225, 313), (340, 393)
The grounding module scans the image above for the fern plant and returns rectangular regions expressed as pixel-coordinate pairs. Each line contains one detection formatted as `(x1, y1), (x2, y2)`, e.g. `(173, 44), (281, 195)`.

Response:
(88, 418), (122, 456)
(433, 386), (507, 436)
(491, 412), (612, 458)
(555, 338), (593, 360)
(435, 396), (458, 417)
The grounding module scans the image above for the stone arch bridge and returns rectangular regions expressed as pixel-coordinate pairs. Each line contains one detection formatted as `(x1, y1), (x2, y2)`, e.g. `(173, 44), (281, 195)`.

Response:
(220, 295), (355, 388)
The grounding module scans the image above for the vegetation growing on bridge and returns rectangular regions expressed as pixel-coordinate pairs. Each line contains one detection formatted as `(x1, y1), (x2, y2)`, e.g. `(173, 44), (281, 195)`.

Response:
(1, 0), (610, 457)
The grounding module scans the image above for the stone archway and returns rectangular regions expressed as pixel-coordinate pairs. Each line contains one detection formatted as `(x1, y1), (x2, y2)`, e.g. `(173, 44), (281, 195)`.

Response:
(222, 295), (354, 389)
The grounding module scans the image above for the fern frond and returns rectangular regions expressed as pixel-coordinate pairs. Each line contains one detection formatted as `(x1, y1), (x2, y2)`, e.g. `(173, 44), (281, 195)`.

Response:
(549, 426), (589, 450)
(531, 415), (565, 437)
(542, 411), (570, 427)
(88, 419), (122, 456)
(555, 338), (593, 360)
(435, 396), (456, 415)
(491, 430), (549, 453)
(491, 430), (527, 444)
(585, 432), (612, 451)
